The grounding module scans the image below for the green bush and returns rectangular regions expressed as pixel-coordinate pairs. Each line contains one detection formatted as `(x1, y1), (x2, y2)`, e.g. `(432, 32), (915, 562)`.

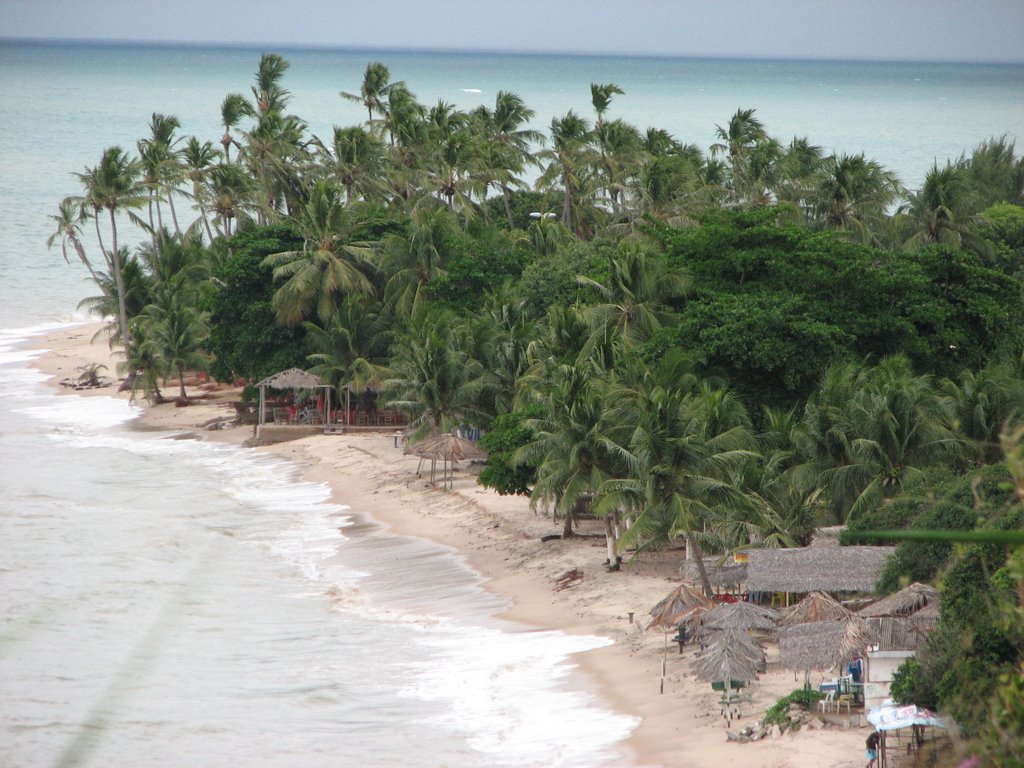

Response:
(763, 689), (824, 727)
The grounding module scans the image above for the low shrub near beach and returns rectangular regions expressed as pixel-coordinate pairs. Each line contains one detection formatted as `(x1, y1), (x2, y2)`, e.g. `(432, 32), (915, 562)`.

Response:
(763, 689), (824, 729)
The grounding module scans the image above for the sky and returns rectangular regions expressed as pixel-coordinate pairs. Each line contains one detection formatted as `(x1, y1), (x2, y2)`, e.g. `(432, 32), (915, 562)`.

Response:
(2, 0), (1023, 63)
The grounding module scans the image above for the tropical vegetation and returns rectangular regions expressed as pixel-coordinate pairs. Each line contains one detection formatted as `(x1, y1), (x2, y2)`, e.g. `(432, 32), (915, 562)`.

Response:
(50, 54), (1024, 761)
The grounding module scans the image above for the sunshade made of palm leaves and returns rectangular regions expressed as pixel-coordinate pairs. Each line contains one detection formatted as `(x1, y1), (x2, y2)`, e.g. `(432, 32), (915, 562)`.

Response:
(858, 582), (939, 618)
(693, 629), (767, 683)
(779, 591), (853, 627)
(648, 583), (714, 630)
(700, 600), (780, 633)
(404, 432), (486, 462)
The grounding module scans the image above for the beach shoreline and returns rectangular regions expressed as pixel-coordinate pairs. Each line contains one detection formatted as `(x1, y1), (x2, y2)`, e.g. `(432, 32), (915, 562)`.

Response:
(30, 323), (869, 768)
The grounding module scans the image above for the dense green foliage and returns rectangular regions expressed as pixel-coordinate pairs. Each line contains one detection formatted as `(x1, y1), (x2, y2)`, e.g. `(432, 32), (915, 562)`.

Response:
(54, 53), (1024, 759)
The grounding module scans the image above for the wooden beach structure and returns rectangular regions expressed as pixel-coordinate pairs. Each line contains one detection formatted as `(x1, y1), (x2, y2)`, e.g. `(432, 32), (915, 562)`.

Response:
(403, 431), (486, 490)
(253, 368), (333, 443)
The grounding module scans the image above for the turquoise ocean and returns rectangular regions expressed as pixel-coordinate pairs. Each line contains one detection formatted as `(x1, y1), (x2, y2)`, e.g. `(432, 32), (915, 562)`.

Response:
(0, 40), (1021, 767)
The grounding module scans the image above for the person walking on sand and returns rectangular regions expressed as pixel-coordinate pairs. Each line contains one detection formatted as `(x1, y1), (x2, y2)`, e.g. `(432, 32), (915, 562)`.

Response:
(865, 730), (880, 768)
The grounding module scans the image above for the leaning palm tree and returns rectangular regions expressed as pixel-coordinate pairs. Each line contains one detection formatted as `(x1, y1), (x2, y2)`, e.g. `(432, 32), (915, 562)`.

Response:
(47, 196), (102, 284)
(220, 93), (254, 162)
(180, 136), (221, 242)
(76, 146), (147, 350)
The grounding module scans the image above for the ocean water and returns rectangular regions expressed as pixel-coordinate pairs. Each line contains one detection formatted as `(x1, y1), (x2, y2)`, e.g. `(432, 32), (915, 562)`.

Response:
(0, 40), (1021, 767)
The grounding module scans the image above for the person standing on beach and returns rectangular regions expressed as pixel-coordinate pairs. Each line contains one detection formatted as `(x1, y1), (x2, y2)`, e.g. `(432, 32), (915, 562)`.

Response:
(865, 730), (880, 768)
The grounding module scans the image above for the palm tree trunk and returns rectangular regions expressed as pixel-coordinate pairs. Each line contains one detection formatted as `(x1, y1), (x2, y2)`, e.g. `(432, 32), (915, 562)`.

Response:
(177, 365), (187, 401)
(108, 208), (131, 350)
(167, 193), (182, 237)
(685, 531), (714, 598)
(502, 185), (515, 228)
(605, 512), (620, 571)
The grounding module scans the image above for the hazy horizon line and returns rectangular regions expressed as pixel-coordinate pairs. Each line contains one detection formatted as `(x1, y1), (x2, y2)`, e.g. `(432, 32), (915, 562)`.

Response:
(4, 34), (1023, 67)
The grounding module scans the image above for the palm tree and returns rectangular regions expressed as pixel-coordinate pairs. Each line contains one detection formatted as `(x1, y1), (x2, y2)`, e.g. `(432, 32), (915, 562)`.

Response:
(596, 378), (756, 595)
(487, 90), (542, 226)
(262, 179), (376, 326)
(901, 161), (974, 248)
(341, 61), (397, 124)
(535, 111), (595, 235)
(136, 290), (209, 401)
(814, 153), (902, 242)
(220, 93), (254, 162)
(379, 200), (457, 319)
(304, 296), (390, 400)
(325, 125), (388, 205)
(47, 196), (102, 284)
(590, 82), (624, 132)
(382, 309), (488, 440)
(76, 146), (147, 350)
(711, 108), (767, 162)
(801, 356), (966, 521)
(943, 361), (1024, 463)
(251, 52), (290, 115)
(575, 243), (688, 349)
(516, 360), (617, 538)
(181, 137), (221, 242)
(204, 162), (253, 237)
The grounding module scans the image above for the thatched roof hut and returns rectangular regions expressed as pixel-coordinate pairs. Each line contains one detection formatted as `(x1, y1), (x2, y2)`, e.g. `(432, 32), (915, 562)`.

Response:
(745, 545), (895, 594)
(404, 432), (486, 489)
(680, 558), (747, 589)
(648, 583), (714, 630)
(779, 591), (853, 627)
(255, 368), (332, 427)
(693, 628), (767, 683)
(858, 582), (939, 618)
(778, 618), (876, 673)
(700, 601), (780, 634)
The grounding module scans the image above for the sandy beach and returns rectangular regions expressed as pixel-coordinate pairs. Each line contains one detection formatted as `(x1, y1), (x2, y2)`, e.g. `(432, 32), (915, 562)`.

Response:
(33, 324), (870, 768)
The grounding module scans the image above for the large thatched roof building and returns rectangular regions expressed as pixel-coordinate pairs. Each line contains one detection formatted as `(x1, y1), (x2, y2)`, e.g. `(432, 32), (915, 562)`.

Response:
(745, 544), (895, 595)
(778, 618), (876, 673)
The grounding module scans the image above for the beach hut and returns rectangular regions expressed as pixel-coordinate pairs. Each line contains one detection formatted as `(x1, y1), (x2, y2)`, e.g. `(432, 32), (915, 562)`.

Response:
(745, 544), (895, 605)
(404, 431), (486, 490)
(858, 582), (938, 619)
(778, 618), (876, 690)
(255, 368), (332, 427)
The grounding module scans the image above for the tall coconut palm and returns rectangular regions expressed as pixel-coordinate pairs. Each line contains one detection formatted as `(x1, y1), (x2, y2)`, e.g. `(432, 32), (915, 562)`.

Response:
(325, 125), (388, 205)
(76, 146), (147, 349)
(204, 162), (253, 237)
(220, 93), (254, 162)
(711, 108), (767, 162)
(535, 111), (595, 234)
(341, 61), (397, 125)
(180, 137), (221, 242)
(251, 52), (290, 116)
(262, 179), (376, 326)
(590, 82), (624, 132)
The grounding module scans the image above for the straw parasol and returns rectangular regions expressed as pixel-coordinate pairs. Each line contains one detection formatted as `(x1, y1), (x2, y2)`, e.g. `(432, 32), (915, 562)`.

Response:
(778, 618), (876, 676)
(404, 432), (486, 489)
(648, 583), (714, 630)
(693, 628), (767, 684)
(779, 591), (853, 627)
(700, 600), (780, 634)
(858, 582), (939, 618)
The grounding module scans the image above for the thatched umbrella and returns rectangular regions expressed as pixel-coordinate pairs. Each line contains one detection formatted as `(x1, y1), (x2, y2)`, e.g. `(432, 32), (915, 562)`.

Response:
(648, 583), (714, 631)
(404, 432), (486, 489)
(858, 582), (939, 618)
(779, 591), (853, 627)
(778, 618), (876, 685)
(693, 628), (767, 685)
(699, 601), (780, 636)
